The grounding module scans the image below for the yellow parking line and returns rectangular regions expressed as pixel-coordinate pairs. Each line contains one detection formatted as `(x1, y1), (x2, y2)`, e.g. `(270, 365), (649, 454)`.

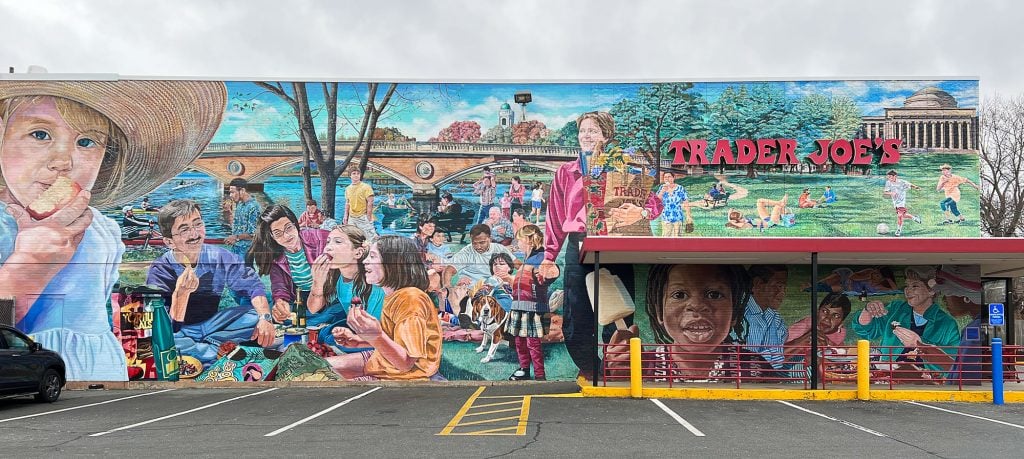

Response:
(465, 407), (523, 417)
(457, 415), (522, 427)
(516, 396), (532, 435)
(472, 400), (525, 409)
(438, 387), (486, 436)
(439, 387), (536, 436)
(466, 426), (520, 435)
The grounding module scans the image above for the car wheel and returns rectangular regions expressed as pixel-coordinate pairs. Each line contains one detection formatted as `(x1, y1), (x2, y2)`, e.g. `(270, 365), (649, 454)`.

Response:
(34, 369), (62, 403)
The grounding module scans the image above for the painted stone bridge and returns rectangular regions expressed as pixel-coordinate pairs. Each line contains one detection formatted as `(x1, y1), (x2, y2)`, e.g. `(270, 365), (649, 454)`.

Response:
(192, 140), (579, 197)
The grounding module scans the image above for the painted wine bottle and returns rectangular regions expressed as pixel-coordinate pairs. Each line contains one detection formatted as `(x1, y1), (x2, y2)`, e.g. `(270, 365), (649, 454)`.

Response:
(149, 297), (179, 381)
(295, 286), (307, 329)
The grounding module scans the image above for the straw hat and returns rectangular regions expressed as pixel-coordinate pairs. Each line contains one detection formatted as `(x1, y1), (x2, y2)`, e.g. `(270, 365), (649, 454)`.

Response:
(0, 80), (227, 206)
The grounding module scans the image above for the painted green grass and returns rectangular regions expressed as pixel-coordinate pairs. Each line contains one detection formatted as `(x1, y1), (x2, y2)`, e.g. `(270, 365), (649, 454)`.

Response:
(439, 340), (578, 381)
(674, 153), (981, 238)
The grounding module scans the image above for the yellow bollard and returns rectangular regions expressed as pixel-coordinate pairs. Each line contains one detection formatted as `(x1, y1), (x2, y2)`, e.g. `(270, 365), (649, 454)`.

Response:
(857, 339), (870, 400)
(630, 337), (642, 398)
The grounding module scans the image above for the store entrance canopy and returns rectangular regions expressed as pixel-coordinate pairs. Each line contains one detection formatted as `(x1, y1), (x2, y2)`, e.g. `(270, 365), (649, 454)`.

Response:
(580, 237), (1024, 277)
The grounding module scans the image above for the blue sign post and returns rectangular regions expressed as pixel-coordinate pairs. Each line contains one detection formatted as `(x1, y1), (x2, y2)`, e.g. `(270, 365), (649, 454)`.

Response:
(989, 303), (1005, 327)
(992, 338), (1004, 405)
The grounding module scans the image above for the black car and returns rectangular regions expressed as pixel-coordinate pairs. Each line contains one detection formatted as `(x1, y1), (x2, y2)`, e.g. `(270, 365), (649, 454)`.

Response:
(0, 325), (65, 403)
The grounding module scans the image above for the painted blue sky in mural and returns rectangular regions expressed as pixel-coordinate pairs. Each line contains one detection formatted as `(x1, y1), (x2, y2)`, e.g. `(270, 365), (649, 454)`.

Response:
(211, 80), (978, 144)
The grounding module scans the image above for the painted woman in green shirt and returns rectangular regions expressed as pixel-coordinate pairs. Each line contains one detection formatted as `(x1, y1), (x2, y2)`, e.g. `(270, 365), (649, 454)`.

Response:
(853, 266), (960, 379)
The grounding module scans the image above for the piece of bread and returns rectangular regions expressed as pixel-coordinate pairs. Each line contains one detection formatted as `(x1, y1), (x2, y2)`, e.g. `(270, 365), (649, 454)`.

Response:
(27, 176), (81, 219)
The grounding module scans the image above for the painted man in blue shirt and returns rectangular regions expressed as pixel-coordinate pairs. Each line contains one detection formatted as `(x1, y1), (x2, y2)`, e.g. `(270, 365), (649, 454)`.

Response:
(225, 178), (261, 264)
(146, 199), (287, 364)
(744, 265), (790, 369)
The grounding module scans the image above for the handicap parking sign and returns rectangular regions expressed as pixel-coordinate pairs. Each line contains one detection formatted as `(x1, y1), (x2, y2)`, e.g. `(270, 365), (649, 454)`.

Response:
(989, 303), (1005, 326)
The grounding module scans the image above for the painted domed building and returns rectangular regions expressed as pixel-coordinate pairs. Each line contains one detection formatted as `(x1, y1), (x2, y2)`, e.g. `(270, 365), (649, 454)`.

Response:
(860, 86), (978, 152)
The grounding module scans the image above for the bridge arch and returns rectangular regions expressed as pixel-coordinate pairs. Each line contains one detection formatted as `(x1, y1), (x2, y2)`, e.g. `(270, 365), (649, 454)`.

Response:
(434, 159), (562, 188)
(244, 158), (419, 192)
(185, 163), (224, 183)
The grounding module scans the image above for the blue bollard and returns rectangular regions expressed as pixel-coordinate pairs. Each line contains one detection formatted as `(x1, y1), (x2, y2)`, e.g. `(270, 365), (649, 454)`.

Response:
(992, 338), (1004, 405)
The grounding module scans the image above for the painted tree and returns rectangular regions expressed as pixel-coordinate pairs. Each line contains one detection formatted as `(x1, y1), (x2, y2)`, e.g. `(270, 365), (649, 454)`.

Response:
(611, 83), (708, 173)
(512, 120), (549, 144)
(791, 93), (863, 173)
(480, 125), (513, 144)
(979, 94), (1024, 237)
(256, 82), (398, 217)
(430, 120), (482, 143)
(543, 120), (578, 146)
(791, 93), (831, 162)
(707, 84), (796, 177)
(373, 126), (412, 141)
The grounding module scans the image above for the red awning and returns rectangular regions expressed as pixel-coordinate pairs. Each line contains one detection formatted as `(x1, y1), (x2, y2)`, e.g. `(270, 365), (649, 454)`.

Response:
(580, 237), (1024, 277)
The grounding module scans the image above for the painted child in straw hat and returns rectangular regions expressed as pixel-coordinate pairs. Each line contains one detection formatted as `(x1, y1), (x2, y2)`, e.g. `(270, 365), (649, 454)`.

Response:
(0, 80), (226, 381)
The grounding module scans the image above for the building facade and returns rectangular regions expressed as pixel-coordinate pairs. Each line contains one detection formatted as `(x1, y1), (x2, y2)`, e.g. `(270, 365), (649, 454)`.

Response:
(1, 77), (1015, 386)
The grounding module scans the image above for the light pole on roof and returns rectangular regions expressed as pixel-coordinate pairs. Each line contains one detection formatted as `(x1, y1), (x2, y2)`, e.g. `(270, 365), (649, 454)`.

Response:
(514, 91), (532, 122)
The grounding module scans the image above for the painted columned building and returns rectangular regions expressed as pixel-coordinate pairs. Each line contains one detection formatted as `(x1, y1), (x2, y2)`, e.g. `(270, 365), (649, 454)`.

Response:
(860, 87), (978, 152)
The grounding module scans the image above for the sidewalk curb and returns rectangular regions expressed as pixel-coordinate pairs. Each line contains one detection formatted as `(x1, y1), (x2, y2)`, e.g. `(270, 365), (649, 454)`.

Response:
(66, 379), (566, 390)
(579, 385), (1024, 403)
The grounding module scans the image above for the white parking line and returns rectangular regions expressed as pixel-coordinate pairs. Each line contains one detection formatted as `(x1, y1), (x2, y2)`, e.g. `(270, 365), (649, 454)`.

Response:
(777, 401), (887, 437)
(650, 399), (705, 437)
(0, 389), (175, 424)
(906, 401), (1024, 430)
(265, 386), (382, 437)
(89, 388), (278, 437)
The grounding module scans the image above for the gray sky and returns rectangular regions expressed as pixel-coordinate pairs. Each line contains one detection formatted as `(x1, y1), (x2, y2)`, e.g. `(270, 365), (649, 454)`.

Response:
(3, 0), (1021, 96)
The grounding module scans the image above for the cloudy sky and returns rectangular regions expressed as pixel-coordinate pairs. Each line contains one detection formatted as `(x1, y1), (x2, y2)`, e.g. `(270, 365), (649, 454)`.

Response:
(1, 0), (1017, 140)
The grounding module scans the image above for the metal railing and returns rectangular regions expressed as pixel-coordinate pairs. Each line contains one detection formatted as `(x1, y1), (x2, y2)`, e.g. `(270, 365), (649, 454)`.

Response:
(601, 340), (1023, 394)
(202, 140), (580, 157)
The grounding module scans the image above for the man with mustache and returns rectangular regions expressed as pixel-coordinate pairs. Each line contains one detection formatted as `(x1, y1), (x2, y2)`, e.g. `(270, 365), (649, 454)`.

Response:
(145, 199), (278, 364)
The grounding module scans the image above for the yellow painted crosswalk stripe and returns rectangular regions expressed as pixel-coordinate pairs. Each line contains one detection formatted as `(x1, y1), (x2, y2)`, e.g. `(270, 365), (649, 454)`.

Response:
(438, 387), (486, 436)
(465, 426), (520, 435)
(464, 407), (522, 417)
(472, 400), (525, 409)
(516, 396), (532, 435)
(438, 387), (533, 436)
(456, 415), (521, 427)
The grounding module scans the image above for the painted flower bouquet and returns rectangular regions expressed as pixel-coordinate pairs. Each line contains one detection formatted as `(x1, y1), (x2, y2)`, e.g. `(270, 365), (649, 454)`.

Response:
(583, 145), (658, 237)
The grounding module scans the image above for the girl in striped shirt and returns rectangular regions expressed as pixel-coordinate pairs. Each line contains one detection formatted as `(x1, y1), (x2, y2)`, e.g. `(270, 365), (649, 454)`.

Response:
(250, 204), (330, 325)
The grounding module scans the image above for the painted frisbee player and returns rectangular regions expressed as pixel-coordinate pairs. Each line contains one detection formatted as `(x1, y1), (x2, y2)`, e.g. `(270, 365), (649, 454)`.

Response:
(0, 80), (225, 381)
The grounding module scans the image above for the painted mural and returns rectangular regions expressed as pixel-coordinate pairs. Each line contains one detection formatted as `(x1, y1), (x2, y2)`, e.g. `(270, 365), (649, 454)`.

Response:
(0, 78), (981, 382)
(607, 263), (986, 385)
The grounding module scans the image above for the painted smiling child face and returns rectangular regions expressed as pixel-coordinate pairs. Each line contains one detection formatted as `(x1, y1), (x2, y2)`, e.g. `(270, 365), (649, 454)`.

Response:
(660, 265), (735, 350)
(0, 97), (106, 213)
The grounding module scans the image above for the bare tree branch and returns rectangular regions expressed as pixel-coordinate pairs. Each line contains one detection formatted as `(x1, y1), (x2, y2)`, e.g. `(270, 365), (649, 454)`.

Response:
(979, 94), (1024, 237)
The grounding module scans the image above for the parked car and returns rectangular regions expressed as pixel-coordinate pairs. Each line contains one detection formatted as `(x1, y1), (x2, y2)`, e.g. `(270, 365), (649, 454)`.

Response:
(0, 325), (65, 403)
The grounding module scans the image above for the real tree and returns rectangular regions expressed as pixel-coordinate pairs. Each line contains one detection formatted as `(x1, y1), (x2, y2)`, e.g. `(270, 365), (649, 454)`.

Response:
(979, 94), (1024, 237)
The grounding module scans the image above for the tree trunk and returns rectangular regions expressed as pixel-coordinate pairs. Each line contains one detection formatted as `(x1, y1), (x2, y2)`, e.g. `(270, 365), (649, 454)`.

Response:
(320, 171), (339, 220)
(302, 151), (313, 202)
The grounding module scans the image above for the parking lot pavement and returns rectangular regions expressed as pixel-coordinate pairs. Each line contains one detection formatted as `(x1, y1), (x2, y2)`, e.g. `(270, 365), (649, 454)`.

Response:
(3, 388), (1024, 458)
